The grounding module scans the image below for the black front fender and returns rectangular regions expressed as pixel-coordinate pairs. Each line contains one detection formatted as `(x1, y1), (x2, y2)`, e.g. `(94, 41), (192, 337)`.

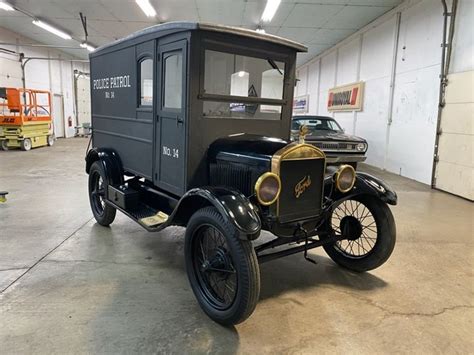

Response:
(326, 172), (397, 205)
(170, 187), (261, 240)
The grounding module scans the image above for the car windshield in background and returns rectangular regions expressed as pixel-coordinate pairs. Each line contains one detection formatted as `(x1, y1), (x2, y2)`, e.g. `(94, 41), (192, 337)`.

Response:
(292, 118), (342, 132)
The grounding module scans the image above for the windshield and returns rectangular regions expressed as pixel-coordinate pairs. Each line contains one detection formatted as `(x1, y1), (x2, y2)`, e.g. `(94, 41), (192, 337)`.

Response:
(202, 49), (285, 120)
(292, 117), (343, 132)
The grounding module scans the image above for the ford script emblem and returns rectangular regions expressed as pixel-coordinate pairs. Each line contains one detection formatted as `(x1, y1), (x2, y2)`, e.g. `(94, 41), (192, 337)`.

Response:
(295, 175), (311, 198)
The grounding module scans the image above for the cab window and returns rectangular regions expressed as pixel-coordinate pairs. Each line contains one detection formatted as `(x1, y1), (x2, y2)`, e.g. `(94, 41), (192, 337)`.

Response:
(139, 58), (153, 107)
(163, 52), (183, 109)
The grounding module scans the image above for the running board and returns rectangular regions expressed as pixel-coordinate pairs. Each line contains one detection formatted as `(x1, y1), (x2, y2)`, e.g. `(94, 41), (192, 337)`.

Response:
(105, 200), (170, 232)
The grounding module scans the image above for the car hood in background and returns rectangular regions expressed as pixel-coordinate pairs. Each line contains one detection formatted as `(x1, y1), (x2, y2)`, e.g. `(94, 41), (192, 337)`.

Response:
(292, 130), (366, 143)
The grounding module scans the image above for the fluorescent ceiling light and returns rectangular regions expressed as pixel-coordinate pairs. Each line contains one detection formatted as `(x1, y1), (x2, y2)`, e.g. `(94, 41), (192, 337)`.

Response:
(256, 28), (266, 34)
(261, 0), (281, 22)
(0, 2), (14, 11)
(80, 42), (96, 52)
(136, 0), (156, 17)
(33, 20), (72, 40)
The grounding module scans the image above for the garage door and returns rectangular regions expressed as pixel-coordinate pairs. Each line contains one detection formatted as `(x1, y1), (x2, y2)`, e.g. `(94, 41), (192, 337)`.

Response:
(76, 75), (91, 126)
(434, 70), (473, 201)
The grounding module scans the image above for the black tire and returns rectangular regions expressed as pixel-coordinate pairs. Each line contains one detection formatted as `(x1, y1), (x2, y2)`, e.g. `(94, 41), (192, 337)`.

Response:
(323, 195), (396, 272)
(47, 135), (55, 146)
(185, 206), (260, 325)
(1, 140), (8, 151)
(20, 138), (32, 151)
(88, 161), (116, 226)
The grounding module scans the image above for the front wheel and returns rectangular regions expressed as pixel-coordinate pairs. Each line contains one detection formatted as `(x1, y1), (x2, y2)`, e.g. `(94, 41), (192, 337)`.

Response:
(323, 195), (396, 272)
(185, 207), (260, 325)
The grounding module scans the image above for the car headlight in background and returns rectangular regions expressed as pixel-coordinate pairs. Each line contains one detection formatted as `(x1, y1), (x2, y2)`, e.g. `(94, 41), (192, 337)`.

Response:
(356, 142), (367, 152)
(255, 172), (281, 206)
(334, 165), (356, 193)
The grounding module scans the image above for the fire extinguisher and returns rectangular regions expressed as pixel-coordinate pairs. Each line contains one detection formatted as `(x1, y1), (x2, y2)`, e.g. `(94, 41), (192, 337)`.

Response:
(68, 116), (72, 127)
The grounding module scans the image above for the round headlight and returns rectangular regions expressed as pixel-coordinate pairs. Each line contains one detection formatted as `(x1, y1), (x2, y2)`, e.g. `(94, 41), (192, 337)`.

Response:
(356, 142), (367, 152)
(255, 172), (281, 206)
(334, 165), (356, 193)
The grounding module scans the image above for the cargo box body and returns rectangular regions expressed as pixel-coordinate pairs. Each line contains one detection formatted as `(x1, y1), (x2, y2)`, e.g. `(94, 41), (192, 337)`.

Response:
(90, 22), (303, 197)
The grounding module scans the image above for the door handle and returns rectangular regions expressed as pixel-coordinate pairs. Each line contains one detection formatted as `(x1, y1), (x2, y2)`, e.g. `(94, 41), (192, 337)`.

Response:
(176, 116), (184, 125)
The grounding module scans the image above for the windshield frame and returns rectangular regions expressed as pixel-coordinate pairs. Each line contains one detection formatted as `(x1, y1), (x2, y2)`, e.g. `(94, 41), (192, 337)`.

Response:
(198, 39), (290, 108)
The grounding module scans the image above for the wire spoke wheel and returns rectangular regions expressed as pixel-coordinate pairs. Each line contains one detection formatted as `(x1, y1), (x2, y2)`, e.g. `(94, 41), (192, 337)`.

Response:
(323, 195), (396, 272)
(331, 199), (377, 258)
(192, 224), (238, 310)
(185, 207), (260, 325)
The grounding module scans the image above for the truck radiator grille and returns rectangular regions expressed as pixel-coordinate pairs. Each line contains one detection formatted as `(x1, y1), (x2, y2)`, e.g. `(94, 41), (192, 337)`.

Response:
(210, 162), (254, 196)
(277, 158), (325, 223)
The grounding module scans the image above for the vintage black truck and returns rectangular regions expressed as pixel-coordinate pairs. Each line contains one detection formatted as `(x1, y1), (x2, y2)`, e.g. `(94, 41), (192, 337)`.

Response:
(86, 22), (397, 325)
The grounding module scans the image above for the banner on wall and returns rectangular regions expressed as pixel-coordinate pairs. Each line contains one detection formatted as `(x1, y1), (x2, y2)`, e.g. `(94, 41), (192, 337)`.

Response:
(327, 81), (364, 112)
(293, 95), (309, 113)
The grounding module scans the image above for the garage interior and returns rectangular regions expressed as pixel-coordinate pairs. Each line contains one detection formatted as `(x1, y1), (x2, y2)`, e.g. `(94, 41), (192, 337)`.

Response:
(0, 0), (473, 353)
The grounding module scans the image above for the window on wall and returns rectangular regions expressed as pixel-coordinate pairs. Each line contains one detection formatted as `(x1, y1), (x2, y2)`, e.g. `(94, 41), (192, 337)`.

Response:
(139, 58), (153, 106)
(163, 52), (183, 109)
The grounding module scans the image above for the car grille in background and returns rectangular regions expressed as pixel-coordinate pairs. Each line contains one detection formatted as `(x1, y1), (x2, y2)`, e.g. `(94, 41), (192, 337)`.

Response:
(313, 142), (357, 152)
(277, 158), (324, 223)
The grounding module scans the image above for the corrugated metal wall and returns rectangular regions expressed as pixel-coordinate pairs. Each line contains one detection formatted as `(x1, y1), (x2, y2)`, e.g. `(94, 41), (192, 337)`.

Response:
(295, 0), (444, 185)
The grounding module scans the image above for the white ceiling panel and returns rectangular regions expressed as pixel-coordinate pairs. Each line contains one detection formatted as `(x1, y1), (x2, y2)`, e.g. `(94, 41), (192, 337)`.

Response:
(101, 0), (156, 22)
(241, 1), (266, 27)
(323, 5), (393, 29)
(277, 27), (320, 44)
(196, 0), (246, 26)
(308, 28), (356, 45)
(283, 4), (344, 28)
(0, 0), (403, 64)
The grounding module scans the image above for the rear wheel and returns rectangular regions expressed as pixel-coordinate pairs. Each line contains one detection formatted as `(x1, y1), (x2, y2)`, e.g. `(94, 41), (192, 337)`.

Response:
(20, 138), (32, 151)
(323, 195), (396, 272)
(88, 161), (116, 226)
(185, 207), (260, 325)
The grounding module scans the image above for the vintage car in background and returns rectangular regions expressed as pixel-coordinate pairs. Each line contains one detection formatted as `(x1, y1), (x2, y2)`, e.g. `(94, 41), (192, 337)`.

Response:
(291, 115), (367, 169)
(86, 22), (397, 326)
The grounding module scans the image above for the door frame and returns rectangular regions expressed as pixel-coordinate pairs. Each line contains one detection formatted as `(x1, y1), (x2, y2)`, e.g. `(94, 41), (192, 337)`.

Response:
(153, 38), (188, 196)
(52, 93), (65, 138)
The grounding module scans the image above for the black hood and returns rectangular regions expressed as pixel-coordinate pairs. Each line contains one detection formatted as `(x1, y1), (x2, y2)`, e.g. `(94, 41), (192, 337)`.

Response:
(208, 134), (289, 163)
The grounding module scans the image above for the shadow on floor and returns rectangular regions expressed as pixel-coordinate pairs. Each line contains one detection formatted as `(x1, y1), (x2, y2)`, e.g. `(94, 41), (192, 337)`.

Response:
(259, 253), (387, 301)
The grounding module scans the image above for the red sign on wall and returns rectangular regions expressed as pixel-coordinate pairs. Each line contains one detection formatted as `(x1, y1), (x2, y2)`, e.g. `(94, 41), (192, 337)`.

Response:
(327, 81), (364, 112)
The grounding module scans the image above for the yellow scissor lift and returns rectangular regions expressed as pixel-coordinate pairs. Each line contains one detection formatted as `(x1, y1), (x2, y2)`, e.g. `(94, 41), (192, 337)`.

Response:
(0, 88), (55, 151)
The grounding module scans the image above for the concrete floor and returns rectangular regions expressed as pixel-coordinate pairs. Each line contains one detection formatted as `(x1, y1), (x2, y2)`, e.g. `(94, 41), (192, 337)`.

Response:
(0, 138), (472, 354)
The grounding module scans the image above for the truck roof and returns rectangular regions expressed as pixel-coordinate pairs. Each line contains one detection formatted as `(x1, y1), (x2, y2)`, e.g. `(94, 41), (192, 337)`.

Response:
(91, 21), (307, 57)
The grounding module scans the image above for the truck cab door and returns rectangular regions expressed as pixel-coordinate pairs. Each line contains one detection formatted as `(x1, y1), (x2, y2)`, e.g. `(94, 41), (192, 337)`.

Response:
(155, 40), (187, 196)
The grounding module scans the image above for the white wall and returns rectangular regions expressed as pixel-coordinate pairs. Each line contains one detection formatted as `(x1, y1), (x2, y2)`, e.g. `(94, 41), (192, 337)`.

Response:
(0, 26), (89, 138)
(295, 0), (446, 185)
